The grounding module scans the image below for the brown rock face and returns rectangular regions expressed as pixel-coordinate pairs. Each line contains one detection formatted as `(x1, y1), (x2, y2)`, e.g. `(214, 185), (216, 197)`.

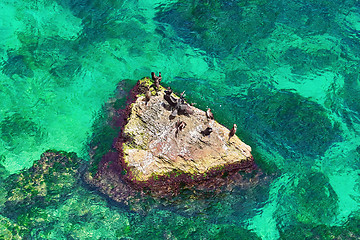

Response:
(118, 78), (255, 185)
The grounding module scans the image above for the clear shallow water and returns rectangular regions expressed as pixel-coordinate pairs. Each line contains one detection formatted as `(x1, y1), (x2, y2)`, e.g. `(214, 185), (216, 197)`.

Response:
(1, 0), (360, 239)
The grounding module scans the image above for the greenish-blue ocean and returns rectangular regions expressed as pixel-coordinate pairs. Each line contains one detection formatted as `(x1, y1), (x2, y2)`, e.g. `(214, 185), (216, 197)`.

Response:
(1, 0), (360, 239)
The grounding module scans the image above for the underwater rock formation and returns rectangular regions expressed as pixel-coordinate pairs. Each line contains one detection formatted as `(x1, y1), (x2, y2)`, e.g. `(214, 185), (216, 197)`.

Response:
(85, 76), (256, 198)
(4, 151), (83, 220)
(0, 215), (26, 240)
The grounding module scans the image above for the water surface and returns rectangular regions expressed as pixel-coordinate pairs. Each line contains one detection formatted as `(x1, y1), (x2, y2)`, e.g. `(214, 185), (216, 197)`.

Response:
(1, 0), (360, 239)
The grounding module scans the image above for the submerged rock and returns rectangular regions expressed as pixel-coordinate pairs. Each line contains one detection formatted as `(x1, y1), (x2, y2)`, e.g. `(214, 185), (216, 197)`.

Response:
(85, 76), (256, 198)
(0, 215), (26, 240)
(4, 151), (83, 220)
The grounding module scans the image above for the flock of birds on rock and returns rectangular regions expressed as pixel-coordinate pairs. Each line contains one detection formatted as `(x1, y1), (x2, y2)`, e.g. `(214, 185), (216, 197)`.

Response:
(145, 72), (237, 141)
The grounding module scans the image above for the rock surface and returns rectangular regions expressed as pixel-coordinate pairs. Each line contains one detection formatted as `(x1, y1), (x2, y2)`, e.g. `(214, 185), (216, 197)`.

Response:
(120, 78), (254, 183)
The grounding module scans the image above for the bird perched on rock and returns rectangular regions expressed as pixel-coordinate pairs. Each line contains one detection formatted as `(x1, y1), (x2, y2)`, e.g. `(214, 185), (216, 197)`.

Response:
(164, 87), (177, 107)
(145, 89), (151, 105)
(175, 120), (186, 137)
(151, 72), (161, 91)
(229, 124), (237, 140)
(151, 72), (162, 83)
(206, 108), (214, 120)
(165, 86), (172, 94)
(201, 127), (213, 136)
(166, 89), (193, 118)
(180, 91), (185, 104)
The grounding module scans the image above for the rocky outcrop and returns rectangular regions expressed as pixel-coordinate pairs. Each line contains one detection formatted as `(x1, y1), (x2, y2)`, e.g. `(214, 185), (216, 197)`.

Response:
(85, 76), (256, 197)
(121, 78), (254, 182)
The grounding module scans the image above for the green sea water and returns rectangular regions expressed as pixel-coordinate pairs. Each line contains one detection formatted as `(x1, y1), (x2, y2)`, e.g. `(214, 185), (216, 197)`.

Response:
(1, 0), (360, 239)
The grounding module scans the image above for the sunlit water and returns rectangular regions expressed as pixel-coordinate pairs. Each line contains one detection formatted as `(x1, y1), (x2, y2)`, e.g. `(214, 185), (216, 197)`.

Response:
(1, 0), (360, 239)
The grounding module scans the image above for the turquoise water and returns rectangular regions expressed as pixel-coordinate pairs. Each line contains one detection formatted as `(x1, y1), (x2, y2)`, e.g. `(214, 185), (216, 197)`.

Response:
(1, 0), (360, 239)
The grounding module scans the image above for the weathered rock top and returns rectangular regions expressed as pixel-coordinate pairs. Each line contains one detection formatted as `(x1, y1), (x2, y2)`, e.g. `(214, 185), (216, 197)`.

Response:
(120, 77), (254, 183)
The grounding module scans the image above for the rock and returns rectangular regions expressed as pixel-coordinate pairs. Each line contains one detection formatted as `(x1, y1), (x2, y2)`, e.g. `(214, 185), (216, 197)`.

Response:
(85, 76), (256, 197)
(4, 151), (83, 219)
(121, 78), (254, 181)
(0, 215), (26, 240)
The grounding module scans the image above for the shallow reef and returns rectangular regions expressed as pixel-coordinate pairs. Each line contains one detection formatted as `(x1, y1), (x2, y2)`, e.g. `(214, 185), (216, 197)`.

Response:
(0, 149), (268, 239)
(3, 151), (82, 220)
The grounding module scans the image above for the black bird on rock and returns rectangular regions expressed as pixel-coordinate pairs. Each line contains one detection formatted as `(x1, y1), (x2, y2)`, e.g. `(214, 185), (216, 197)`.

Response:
(201, 127), (213, 136)
(151, 72), (161, 91)
(164, 87), (177, 107)
(151, 72), (162, 83)
(164, 88), (193, 118)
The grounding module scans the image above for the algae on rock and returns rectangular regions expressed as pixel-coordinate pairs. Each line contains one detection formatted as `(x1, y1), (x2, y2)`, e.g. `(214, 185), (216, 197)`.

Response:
(4, 151), (82, 218)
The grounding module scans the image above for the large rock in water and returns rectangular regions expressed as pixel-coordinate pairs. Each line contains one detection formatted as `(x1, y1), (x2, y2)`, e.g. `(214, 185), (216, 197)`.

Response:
(85, 77), (256, 198)
(121, 78), (254, 183)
